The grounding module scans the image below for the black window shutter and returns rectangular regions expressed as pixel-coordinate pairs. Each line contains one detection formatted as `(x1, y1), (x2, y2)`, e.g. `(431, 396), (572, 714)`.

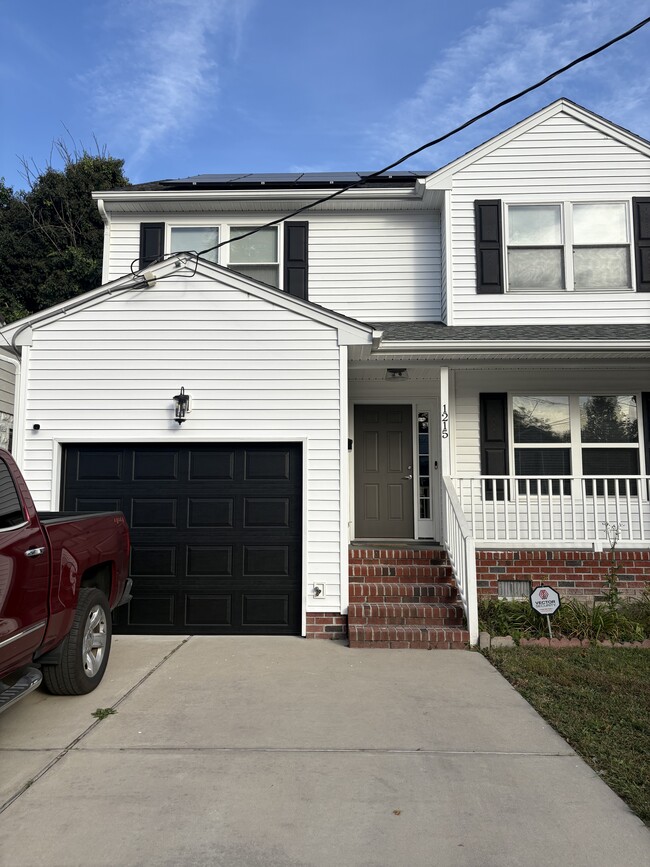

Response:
(284, 221), (308, 300)
(642, 394), (650, 474)
(633, 198), (650, 292)
(480, 393), (509, 500)
(475, 200), (503, 294)
(139, 223), (165, 270)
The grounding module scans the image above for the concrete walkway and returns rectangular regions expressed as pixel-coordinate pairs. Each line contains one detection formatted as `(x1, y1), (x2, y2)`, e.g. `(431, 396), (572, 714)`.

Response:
(1, 637), (648, 866)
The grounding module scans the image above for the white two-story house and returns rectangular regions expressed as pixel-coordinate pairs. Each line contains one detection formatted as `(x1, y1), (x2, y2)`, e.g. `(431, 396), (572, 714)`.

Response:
(2, 98), (649, 646)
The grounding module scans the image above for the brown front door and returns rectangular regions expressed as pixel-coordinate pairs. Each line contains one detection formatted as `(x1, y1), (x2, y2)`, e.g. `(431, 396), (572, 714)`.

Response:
(354, 405), (414, 538)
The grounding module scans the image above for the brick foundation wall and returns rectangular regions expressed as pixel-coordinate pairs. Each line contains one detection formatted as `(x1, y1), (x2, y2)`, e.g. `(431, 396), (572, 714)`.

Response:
(305, 613), (348, 640)
(476, 549), (650, 599)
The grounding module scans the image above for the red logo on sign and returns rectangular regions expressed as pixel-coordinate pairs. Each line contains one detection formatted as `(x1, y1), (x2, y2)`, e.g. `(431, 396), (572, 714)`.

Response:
(539, 588), (549, 600)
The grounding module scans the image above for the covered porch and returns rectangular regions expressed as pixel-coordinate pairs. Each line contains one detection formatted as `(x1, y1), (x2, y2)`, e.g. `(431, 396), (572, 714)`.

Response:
(348, 325), (650, 645)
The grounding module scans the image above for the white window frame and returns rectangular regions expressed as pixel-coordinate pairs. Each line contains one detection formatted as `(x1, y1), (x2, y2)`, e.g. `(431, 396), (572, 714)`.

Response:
(225, 223), (281, 289)
(504, 200), (633, 293)
(509, 393), (644, 483)
(168, 225), (220, 264)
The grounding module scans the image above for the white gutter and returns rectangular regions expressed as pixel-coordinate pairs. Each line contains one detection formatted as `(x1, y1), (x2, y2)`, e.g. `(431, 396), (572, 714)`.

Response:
(96, 198), (111, 285)
(92, 187), (424, 204)
(373, 340), (650, 353)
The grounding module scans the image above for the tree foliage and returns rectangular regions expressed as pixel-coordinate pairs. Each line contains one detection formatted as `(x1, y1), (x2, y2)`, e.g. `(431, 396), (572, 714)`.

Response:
(0, 141), (129, 323)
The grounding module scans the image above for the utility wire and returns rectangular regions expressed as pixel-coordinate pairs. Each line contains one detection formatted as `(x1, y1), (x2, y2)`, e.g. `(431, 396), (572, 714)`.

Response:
(134, 15), (650, 274)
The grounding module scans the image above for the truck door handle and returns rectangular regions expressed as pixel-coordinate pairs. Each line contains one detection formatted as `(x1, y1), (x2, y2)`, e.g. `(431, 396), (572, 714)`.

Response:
(25, 547), (46, 558)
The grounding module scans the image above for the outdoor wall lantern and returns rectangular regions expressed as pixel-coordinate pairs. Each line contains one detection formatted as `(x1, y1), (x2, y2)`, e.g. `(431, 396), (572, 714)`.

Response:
(172, 387), (192, 424)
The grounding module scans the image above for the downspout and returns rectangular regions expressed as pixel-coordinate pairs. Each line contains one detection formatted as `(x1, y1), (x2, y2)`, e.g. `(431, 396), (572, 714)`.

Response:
(96, 198), (111, 285)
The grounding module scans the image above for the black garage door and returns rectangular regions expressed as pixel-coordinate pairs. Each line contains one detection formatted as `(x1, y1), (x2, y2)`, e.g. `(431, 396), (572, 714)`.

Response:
(62, 444), (302, 635)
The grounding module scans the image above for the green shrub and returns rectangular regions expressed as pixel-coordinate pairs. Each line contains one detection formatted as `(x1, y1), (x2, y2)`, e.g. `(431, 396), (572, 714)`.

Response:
(478, 596), (649, 642)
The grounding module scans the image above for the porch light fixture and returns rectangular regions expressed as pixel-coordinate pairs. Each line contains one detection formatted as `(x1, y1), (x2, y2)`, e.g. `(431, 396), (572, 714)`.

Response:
(385, 368), (409, 380)
(172, 387), (191, 424)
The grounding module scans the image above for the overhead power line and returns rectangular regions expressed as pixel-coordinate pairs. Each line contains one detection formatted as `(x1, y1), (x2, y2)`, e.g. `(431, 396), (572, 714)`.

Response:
(132, 14), (650, 275)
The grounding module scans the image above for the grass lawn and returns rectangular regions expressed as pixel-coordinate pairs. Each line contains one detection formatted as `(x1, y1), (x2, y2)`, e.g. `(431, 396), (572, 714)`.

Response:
(485, 646), (650, 825)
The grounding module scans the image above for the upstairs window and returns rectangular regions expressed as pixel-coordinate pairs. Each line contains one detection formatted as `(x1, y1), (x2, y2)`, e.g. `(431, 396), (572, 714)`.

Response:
(228, 226), (279, 288)
(170, 227), (218, 264)
(506, 203), (631, 291)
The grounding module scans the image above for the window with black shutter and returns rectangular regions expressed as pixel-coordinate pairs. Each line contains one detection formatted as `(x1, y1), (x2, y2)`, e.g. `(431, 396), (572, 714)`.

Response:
(633, 198), (650, 292)
(475, 201), (503, 294)
(284, 221), (309, 299)
(139, 223), (165, 270)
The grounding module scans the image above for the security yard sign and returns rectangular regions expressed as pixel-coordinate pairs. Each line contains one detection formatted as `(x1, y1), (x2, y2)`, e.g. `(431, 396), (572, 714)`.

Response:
(530, 585), (561, 639)
(530, 585), (561, 615)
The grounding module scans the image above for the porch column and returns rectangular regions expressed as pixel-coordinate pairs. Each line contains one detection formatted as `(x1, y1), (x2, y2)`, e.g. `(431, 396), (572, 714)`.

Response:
(440, 366), (451, 475)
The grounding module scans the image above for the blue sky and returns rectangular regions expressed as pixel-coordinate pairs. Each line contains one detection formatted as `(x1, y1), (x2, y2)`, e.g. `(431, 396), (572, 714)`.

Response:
(1, 0), (649, 191)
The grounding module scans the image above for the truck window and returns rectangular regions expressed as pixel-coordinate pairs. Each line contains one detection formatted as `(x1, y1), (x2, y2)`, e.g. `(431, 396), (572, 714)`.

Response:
(0, 458), (25, 528)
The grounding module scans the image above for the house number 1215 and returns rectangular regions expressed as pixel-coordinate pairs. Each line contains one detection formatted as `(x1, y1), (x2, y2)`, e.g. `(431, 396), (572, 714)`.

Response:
(441, 405), (449, 438)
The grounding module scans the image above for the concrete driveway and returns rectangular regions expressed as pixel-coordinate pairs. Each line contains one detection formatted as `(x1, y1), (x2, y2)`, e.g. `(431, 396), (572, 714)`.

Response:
(1, 637), (648, 866)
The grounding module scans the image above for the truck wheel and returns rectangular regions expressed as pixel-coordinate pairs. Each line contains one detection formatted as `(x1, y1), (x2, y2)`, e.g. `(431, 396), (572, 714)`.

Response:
(42, 588), (113, 695)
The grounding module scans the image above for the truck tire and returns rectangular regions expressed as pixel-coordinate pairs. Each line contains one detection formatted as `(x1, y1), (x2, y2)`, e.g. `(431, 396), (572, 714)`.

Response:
(42, 588), (113, 695)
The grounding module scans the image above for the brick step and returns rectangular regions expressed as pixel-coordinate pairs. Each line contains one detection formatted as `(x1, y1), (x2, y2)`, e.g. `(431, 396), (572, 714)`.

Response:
(350, 553), (447, 565)
(350, 547), (446, 559)
(348, 624), (470, 650)
(349, 582), (458, 603)
(350, 565), (452, 582)
(348, 602), (465, 627)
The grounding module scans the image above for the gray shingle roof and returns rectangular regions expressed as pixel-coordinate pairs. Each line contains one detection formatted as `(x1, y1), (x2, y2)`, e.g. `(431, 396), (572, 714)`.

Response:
(371, 322), (650, 342)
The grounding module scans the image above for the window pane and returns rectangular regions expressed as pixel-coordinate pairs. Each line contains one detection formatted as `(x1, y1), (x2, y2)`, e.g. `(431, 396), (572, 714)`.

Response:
(170, 228), (218, 263)
(573, 203), (627, 244)
(573, 247), (630, 289)
(513, 396), (570, 443)
(0, 459), (25, 528)
(582, 448), (639, 475)
(508, 248), (563, 289)
(515, 448), (571, 476)
(230, 227), (277, 264)
(579, 396), (638, 443)
(508, 205), (561, 244)
(229, 264), (279, 288)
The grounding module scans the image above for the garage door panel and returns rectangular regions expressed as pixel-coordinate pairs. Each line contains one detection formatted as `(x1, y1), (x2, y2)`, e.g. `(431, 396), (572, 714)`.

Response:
(77, 450), (123, 480)
(185, 595), (232, 626)
(63, 443), (302, 635)
(128, 595), (175, 627)
(245, 449), (291, 480)
(186, 546), (233, 577)
(132, 450), (179, 480)
(189, 450), (234, 480)
(187, 498), (234, 528)
(130, 546), (177, 577)
(243, 498), (290, 528)
(130, 498), (178, 528)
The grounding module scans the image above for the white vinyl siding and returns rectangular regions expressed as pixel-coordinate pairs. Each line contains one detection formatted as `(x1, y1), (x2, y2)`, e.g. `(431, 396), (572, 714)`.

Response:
(450, 112), (650, 324)
(104, 211), (442, 323)
(0, 358), (15, 416)
(19, 275), (348, 614)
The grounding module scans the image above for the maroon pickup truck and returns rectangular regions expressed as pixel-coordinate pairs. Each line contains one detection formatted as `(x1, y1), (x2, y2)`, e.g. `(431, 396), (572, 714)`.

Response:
(0, 449), (131, 712)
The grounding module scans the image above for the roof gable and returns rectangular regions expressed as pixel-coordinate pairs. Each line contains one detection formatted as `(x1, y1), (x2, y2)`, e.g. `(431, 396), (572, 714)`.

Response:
(425, 99), (650, 189)
(1, 255), (374, 350)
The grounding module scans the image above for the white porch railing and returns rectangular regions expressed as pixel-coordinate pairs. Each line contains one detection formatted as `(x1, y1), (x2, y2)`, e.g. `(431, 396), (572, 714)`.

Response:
(452, 476), (650, 544)
(442, 476), (479, 645)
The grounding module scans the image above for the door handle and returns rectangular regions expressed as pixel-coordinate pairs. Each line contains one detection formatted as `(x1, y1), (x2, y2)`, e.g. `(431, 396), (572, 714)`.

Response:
(25, 547), (46, 558)
(402, 475), (413, 480)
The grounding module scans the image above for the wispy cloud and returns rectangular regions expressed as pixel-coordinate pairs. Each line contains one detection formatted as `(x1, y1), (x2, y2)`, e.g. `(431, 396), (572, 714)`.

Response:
(81, 0), (254, 175)
(369, 0), (650, 170)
